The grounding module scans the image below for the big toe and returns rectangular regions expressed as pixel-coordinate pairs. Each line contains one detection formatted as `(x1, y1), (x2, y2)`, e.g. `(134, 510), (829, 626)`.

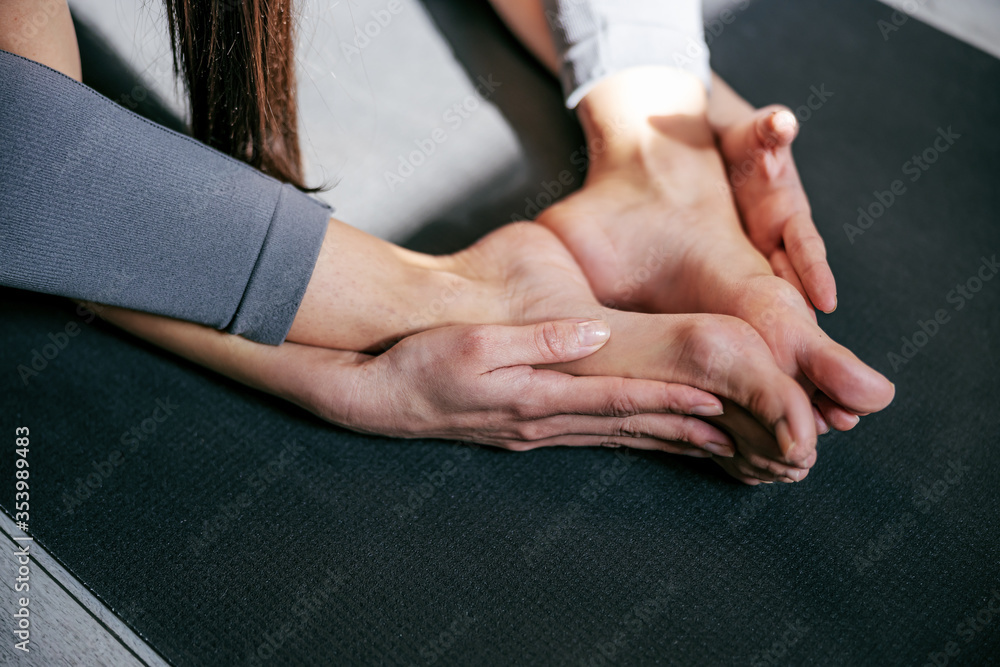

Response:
(798, 336), (895, 415)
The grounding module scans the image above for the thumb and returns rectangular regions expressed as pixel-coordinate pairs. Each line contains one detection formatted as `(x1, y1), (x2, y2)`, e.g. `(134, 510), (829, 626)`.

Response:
(486, 319), (611, 368)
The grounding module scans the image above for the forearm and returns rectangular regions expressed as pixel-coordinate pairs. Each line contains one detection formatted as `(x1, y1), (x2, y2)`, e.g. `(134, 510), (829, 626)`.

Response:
(286, 218), (505, 352)
(0, 47), (331, 345)
(94, 305), (310, 406)
(0, 0), (80, 79)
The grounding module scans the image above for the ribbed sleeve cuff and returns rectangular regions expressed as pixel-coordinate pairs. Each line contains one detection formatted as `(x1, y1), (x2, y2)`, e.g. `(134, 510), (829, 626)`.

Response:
(561, 23), (712, 108)
(226, 185), (331, 345)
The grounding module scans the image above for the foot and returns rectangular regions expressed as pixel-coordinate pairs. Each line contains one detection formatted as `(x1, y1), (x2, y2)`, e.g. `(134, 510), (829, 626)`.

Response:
(713, 98), (837, 313)
(537, 114), (894, 431)
(450, 223), (819, 483)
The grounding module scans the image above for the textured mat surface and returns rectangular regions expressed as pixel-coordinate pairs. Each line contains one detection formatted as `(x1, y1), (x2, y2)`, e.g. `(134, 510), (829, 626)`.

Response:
(2, 0), (999, 665)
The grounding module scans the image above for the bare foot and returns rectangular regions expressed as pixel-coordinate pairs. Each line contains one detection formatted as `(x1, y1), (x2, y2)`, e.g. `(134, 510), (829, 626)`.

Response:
(708, 75), (838, 313)
(451, 223), (818, 483)
(538, 115), (894, 431)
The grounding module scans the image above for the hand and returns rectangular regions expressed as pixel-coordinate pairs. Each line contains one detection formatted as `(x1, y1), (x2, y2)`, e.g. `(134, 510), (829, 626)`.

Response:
(451, 223), (820, 484)
(537, 68), (894, 434)
(709, 75), (837, 313)
(95, 305), (734, 456)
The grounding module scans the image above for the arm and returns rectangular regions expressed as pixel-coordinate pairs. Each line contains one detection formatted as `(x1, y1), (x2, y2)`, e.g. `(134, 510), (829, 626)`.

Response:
(92, 304), (734, 456)
(0, 46), (329, 345)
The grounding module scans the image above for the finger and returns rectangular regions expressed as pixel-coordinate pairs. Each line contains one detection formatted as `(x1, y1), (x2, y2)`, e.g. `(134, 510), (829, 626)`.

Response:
(783, 212), (838, 314)
(769, 247), (817, 320)
(517, 413), (735, 457)
(814, 393), (862, 431)
(509, 371), (725, 419)
(503, 434), (713, 456)
(476, 319), (611, 368)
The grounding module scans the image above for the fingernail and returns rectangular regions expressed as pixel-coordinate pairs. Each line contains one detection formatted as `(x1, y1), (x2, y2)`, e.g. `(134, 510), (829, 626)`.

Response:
(775, 418), (795, 458)
(704, 442), (735, 458)
(773, 109), (796, 132)
(787, 469), (804, 481)
(575, 320), (610, 347)
(691, 404), (724, 417)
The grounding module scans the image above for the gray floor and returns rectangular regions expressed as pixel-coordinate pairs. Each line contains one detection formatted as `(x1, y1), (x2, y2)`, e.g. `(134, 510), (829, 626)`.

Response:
(3, 0), (999, 664)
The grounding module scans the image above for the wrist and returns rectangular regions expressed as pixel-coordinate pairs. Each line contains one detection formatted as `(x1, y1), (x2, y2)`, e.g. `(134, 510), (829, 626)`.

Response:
(287, 220), (505, 351)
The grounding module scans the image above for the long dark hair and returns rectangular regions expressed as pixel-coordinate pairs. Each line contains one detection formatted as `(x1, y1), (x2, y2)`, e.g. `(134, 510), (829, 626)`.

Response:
(163, 0), (311, 189)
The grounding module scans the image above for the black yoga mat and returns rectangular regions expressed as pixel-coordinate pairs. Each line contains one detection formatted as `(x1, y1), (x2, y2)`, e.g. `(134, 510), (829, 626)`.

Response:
(2, 0), (999, 664)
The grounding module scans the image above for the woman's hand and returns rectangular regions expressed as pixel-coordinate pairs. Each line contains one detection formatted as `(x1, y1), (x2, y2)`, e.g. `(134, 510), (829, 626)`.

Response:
(450, 223), (822, 484)
(94, 305), (733, 456)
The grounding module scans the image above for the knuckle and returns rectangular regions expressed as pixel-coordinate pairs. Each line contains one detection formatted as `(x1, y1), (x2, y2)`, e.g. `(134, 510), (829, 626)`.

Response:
(605, 389), (640, 418)
(514, 420), (546, 442)
(534, 321), (569, 360)
(672, 418), (701, 444)
(458, 325), (494, 358)
(611, 417), (642, 439)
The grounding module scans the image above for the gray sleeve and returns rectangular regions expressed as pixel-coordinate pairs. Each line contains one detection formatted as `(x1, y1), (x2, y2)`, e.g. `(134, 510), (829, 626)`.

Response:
(542, 0), (710, 108)
(0, 49), (331, 345)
